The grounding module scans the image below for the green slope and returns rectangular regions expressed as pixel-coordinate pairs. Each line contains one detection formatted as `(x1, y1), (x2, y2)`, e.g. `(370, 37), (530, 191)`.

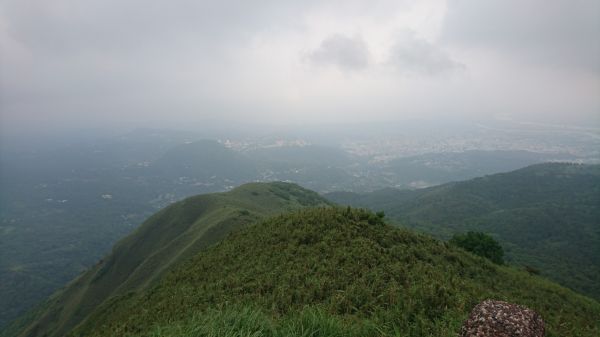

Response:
(71, 208), (599, 337)
(326, 163), (600, 299)
(4, 182), (330, 337)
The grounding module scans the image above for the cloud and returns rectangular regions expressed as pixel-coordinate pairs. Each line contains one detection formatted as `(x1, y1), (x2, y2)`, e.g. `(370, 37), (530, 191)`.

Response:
(442, 0), (600, 73)
(0, 0), (598, 132)
(308, 34), (369, 71)
(387, 31), (464, 76)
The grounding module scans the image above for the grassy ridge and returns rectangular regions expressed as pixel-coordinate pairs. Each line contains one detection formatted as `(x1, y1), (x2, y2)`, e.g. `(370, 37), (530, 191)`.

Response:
(327, 163), (600, 299)
(4, 183), (330, 337)
(72, 208), (599, 337)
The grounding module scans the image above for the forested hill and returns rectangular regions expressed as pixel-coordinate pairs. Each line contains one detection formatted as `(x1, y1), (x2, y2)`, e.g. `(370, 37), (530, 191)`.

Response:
(3, 182), (330, 337)
(5, 165), (600, 337)
(62, 208), (600, 336)
(327, 163), (600, 299)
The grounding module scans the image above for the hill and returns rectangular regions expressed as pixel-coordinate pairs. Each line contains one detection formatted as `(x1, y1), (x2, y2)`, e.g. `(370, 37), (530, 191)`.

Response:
(327, 163), (600, 299)
(0, 134), (580, 329)
(149, 139), (259, 183)
(3, 182), (330, 337)
(69, 208), (600, 337)
(245, 145), (356, 192)
(381, 150), (571, 188)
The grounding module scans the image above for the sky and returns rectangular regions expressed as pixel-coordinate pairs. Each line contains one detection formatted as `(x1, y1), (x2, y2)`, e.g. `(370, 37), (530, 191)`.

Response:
(1, 0), (599, 134)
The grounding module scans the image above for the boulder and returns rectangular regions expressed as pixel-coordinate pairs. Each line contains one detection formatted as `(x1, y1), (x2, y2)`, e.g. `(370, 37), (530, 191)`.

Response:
(461, 300), (545, 337)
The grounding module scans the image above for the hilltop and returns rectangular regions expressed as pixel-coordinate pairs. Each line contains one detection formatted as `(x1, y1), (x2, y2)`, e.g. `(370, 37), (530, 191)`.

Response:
(327, 163), (600, 299)
(4, 182), (330, 337)
(71, 208), (599, 337)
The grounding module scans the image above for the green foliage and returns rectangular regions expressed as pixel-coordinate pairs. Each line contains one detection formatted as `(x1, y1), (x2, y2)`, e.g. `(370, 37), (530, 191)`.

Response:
(68, 208), (599, 337)
(524, 265), (541, 275)
(148, 306), (377, 337)
(450, 231), (504, 264)
(327, 163), (600, 299)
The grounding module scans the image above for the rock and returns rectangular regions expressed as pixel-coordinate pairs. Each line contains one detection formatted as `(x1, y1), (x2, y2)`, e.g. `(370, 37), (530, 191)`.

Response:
(460, 300), (545, 337)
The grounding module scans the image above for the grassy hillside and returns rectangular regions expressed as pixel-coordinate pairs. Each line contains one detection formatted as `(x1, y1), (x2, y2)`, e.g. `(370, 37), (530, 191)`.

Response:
(327, 163), (600, 299)
(3, 182), (330, 337)
(71, 208), (599, 337)
(1, 134), (575, 330)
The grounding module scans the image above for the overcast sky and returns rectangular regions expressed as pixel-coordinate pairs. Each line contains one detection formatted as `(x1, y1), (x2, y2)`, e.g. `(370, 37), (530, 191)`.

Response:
(1, 0), (599, 133)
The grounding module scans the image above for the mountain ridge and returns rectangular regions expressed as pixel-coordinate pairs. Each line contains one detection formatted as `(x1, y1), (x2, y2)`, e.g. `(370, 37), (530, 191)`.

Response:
(4, 182), (331, 337)
(326, 162), (600, 299)
(71, 207), (600, 337)
(4, 164), (600, 337)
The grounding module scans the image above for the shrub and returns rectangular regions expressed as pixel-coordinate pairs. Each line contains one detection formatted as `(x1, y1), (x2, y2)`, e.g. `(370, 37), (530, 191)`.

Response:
(449, 231), (504, 265)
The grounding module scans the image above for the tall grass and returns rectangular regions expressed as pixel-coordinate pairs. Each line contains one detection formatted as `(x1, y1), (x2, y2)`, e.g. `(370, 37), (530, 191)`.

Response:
(73, 208), (600, 337)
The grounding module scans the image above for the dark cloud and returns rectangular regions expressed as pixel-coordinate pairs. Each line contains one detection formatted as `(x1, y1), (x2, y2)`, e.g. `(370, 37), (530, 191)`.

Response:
(388, 31), (464, 76)
(308, 34), (369, 71)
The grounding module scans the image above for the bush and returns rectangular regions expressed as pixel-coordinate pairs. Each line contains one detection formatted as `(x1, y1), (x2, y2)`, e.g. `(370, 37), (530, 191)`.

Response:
(449, 231), (504, 265)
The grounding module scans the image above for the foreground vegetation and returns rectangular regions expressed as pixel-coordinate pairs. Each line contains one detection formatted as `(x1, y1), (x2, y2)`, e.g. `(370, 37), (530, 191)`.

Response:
(71, 208), (599, 337)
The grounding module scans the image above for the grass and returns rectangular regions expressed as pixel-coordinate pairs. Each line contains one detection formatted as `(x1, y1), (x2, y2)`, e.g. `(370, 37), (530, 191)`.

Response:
(71, 207), (599, 337)
(148, 306), (381, 337)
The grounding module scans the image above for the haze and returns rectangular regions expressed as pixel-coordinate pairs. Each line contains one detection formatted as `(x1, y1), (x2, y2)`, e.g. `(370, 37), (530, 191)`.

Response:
(1, 0), (599, 135)
(3, 1), (600, 333)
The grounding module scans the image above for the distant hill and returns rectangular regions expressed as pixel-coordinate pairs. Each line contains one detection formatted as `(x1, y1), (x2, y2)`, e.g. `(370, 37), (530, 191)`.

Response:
(380, 150), (573, 188)
(64, 208), (600, 336)
(3, 182), (330, 337)
(245, 145), (357, 192)
(327, 163), (600, 299)
(150, 140), (258, 182)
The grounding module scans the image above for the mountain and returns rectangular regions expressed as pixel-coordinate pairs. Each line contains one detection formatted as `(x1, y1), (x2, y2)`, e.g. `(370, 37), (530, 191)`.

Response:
(0, 136), (245, 329)
(58, 208), (600, 336)
(0, 136), (362, 328)
(0, 139), (593, 333)
(327, 163), (600, 299)
(150, 140), (259, 182)
(3, 182), (330, 337)
(380, 150), (571, 188)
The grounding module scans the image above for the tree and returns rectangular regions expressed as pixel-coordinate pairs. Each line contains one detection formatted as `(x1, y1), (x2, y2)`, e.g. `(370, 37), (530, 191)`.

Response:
(450, 231), (504, 264)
